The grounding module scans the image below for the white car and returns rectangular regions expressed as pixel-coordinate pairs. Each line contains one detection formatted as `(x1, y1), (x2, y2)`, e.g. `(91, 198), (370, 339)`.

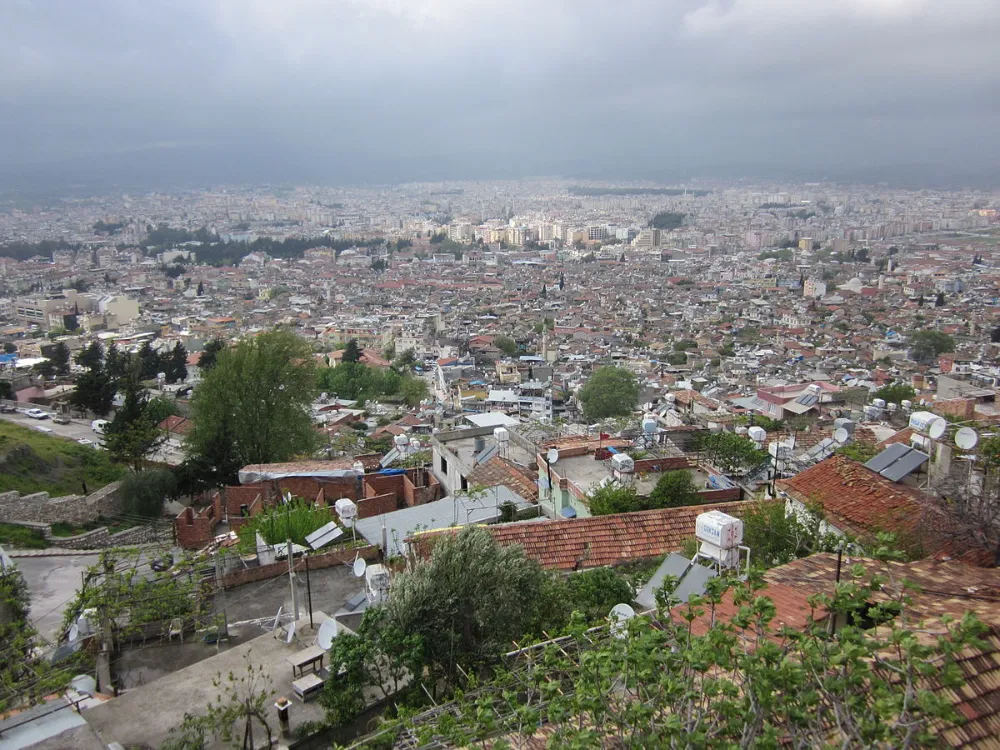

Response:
(24, 408), (49, 420)
(76, 438), (95, 447)
(33, 425), (53, 433)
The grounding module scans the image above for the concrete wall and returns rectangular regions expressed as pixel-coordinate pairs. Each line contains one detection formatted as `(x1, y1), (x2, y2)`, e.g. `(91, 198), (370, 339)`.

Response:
(0, 481), (122, 526)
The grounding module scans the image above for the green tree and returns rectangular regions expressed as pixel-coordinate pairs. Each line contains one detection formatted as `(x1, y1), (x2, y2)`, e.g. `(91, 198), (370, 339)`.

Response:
(648, 469), (701, 508)
(563, 567), (634, 622)
(386, 526), (555, 689)
(494, 336), (517, 357)
(119, 468), (177, 518)
(935, 291), (946, 307)
(3, 343), (17, 354)
(342, 339), (362, 363)
(392, 347), (418, 373)
(75, 341), (103, 370)
(873, 382), (916, 405)
(909, 330), (955, 363)
(185, 331), (318, 487)
(165, 342), (188, 384)
(103, 359), (165, 472)
(198, 339), (225, 372)
(694, 431), (769, 475)
(137, 340), (162, 380)
(70, 363), (116, 416)
(49, 342), (71, 375)
(398, 375), (429, 406)
(578, 366), (640, 421)
(105, 342), (126, 381)
(649, 211), (685, 230)
(588, 483), (642, 515)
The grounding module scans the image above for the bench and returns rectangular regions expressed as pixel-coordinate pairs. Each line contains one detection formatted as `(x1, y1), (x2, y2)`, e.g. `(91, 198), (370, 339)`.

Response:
(292, 673), (325, 702)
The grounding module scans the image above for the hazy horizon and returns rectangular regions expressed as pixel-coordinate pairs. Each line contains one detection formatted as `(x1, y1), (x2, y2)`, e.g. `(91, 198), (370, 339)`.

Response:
(2, 1), (998, 190)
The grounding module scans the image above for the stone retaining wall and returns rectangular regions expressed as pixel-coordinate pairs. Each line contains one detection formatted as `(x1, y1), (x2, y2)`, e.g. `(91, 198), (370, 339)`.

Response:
(0, 482), (123, 525)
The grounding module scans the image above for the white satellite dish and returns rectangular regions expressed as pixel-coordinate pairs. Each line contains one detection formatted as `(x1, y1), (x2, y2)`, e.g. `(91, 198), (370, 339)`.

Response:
(834, 428), (849, 444)
(928, 419), (947, 440)
(317, 619), (338, 650)
(547, 448), (559, 464)
(955, 427), (979, 450)
(353, 557), (367, 578)
(609, 603), (636, 639)
(285, 621), (296, 644)
(68, 623), (80, 642)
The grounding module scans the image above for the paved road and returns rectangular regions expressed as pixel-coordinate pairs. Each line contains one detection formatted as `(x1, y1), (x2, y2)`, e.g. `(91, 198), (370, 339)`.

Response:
(0, 410), (184, 465)
(14, 553), (101, 642)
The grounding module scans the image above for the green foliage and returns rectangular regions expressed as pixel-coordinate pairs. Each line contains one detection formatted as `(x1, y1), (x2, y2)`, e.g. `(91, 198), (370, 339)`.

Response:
(70, 346), (117, 416)
(392, 348), (418, 373)
(665, 351), (688, 366)
(322, 608), (424, 727)
(103, 359), (166, 471)
(648, 211), (685, 230)
(873, 382), (916, 405)
(741, 500), (842, 568)
(164, 342), (188, 384)
(563, 567), (634, 622)
(380, 563), (988, 748)
(648, 470), (700, 508)
(494, 335), (517, 357)
(75, 341), (103, 370)
(909, 330), (955, 362)
(836, 442), (879, 463)
(694, 431), (769, 475)
(120, 469), (177, 518)
(578, 366), (640, 421)
(185, 331), (318, 487)
(198, 339), (225, 371)
(49, 342), (71, 375)
(235, 497), (334, 551)
(342, 339), (363, 363)
(145, 396), (180, 426)
(0, 421), (124, 496)
(386, 526), (555, 686)
(0, 522), (46, 549)
(588, 484), (643, 515)
(673, 338), (697, 352)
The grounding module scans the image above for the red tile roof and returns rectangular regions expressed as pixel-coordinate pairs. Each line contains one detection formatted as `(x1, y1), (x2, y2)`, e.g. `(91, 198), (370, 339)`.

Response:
(777, 455), (992, 565)
(466, 501), (746, 571)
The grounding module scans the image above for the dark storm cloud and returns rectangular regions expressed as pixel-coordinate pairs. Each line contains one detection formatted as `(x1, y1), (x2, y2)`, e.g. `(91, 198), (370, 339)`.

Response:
(0, 0), (997, 181)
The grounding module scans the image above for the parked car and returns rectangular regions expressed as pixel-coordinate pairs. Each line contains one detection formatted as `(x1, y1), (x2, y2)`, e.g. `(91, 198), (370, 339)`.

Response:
(24, 408), (49, 420)
(91, 419), (109, 434)
(52, 414), (70, 424)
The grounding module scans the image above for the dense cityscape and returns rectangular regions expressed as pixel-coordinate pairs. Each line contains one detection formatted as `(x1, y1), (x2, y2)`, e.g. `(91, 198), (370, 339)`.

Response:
(1, 0), (1000, 747)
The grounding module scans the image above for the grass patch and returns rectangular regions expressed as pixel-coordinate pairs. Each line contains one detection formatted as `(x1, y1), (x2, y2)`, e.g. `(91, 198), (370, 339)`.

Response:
(0, 421), (125, 497)
(0, 522), (47, 549)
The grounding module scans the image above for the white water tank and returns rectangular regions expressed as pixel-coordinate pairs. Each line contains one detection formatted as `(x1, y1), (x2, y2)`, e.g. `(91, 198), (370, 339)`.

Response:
(611, 453), (635, 473)
(352, 461), (365, 474)
(901, 399), (913, 411)
(493, 427), (510, 444)
(747, 426), (767, 444)
(806, 383), (822, 396)
(909, 411), (945, 436)
(642, 416), (657, 435)
(394, 434), (409, 448)
(665, 393), (676, 403)
(886, 402), (898, 413)
(334, 498), (357, 521)
(872, 398), (887, 409)
(696, 510), (743, 548)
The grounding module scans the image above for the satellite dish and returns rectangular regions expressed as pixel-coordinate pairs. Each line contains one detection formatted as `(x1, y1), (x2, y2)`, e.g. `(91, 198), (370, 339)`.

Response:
(285, 621), (296, 644)
(928, 419), (947, 440)
(609, 603), (636, 639)
(68, 623), (80, 642)
(317, 619), (338, 650)
(955, 427), (979, 450)
(547, 448), (559, 464)
(353, 557), (367, 578)
(834, 428), (849, 444)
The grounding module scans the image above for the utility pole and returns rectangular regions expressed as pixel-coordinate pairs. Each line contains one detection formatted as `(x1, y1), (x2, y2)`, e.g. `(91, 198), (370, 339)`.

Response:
(214, 551), (229, 647)
(287, 540), (299, 623)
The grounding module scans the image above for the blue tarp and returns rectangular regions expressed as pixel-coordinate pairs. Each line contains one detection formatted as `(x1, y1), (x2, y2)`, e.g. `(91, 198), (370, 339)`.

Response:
(378, 469), (406, 476)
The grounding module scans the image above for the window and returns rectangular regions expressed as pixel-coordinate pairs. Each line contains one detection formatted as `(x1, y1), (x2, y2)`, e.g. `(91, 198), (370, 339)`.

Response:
(460, 475), (468, 491)
(440, 455), (448, 475)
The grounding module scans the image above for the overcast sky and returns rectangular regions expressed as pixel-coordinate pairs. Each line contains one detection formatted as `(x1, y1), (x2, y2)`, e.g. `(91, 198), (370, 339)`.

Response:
(1, 0), (998, 184)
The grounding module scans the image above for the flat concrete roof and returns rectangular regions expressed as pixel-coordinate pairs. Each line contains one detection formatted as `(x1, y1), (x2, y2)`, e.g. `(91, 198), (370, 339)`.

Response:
(84, 613), (336, 748)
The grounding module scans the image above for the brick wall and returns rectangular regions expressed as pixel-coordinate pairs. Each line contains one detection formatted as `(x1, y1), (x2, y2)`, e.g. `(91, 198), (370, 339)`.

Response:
(935, 398), (976, 421)
(0, 482), (122, 526)
(357, 492), (398, 519)
(633, 457), (691, 473)
(219, 544), (380, 589)
(695, 487), (742, 504)
(175, 492), (223, 549)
